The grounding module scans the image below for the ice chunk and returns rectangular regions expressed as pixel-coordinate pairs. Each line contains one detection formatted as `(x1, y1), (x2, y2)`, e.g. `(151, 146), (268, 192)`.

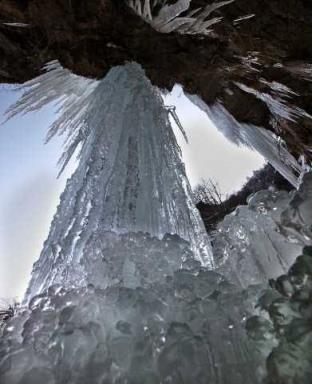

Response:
(235, 81), (312, 122)
(214, 172), (312, 287)
(247, 245), (312, 383)
(0, 234), (263, 384)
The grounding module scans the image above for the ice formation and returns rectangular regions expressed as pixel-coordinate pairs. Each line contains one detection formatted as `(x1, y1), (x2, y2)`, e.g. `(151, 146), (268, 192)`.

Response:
(214, 173), (312, 287)
(2, 22), (30, 28)
(233, 14), (255, 25)
(0, 232), (265, 384)
(234, 81), (312, 123)
(2, 59), (312, 383)
(5, 60), (99, 175)
(247, 245), (312, 384)
(5, 62), (213, 299)
(127, 0), (234, 35)
(186, 94), (304, 188)
(1, 172), (311, 383)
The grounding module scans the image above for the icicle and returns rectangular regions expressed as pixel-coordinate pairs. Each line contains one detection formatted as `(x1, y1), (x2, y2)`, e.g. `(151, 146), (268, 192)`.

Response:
(166, 104), (188, 143)
(233, 14), (255, 25)
(235, 81), (312, 122)
(5, 61), (99, 173)
(127, 0), (234, 35)
(6, 62), (213, 299)
(2, 22), (30, 28)
(283, 62), (312, 82)
(185, 93), (302, 188)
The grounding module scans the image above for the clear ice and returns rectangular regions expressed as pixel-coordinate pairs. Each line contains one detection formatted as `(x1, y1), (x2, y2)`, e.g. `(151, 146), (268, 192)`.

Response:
(1, 61), (312, 384)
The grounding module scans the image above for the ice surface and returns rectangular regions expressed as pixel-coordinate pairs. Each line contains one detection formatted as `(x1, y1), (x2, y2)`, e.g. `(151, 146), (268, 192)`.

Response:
(2, 172), (312, 383)
(214, 173), (312, 287)
(185, 94), (304, 188)
(6, 62), (213, 299)
(0, 233), (263, 384)
(247, 245), (312, 383)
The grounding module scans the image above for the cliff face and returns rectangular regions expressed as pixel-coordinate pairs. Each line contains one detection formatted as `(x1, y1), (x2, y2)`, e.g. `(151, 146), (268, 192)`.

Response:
(1, 0), (312, 159)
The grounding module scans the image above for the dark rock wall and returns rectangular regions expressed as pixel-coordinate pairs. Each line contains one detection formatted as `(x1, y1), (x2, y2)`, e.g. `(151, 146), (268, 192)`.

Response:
(0, 0), (312, 159)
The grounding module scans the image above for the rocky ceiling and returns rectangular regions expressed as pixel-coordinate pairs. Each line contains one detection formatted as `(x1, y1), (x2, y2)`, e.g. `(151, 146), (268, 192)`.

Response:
(0, 0), (312, 159)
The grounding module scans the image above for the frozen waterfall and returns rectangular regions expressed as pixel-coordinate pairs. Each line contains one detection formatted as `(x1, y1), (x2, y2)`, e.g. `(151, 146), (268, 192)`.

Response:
(1, 61), (312, 384)
(6, 62), (213, 299)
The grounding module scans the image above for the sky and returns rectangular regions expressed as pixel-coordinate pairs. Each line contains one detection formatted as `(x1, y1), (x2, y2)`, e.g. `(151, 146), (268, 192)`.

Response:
(0, 84), (265, 300)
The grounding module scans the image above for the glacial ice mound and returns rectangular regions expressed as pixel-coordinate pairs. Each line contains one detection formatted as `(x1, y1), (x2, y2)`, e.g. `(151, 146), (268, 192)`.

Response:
(186, 94), (304, 188)
(247, 245), (312, 384)
(0, 233), (263, 384)
(1, 174), (312, 383)
(214, 172), (312, 287)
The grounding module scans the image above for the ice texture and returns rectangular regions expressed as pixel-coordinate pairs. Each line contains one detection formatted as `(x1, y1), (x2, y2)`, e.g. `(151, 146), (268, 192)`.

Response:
(5, 60), (99, 175)
(214, 173), (312, 287)
(0, 233), (264, 384)
(6, 62), (212, 299)
(185, 94), (304, 188)
(3, 60), (312, 383)
(247, 245), (312, 384)
(2, 173), (312, 383)
(234, 81), (312, 123)
(127, 0), (234, 35)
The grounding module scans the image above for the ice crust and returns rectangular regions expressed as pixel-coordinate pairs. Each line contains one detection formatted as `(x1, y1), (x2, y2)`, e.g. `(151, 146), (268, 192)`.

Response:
(214, 173), (312, 287)
(247, 245), (312, 384)
(0, 233), (263, 384)
(1, 173), (312, 384)
(1, 171), (311, 383)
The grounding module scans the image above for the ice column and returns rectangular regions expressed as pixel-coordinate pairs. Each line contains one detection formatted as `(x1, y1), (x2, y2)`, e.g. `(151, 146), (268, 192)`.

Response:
(6, 63), (213, 299)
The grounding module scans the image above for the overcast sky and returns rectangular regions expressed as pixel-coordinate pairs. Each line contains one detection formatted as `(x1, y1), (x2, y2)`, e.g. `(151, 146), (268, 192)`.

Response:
(0, 84), (264, 300)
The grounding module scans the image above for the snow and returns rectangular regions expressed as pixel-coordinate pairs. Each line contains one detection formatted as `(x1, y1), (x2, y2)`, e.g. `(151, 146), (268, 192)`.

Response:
(0, 232), (264, 384)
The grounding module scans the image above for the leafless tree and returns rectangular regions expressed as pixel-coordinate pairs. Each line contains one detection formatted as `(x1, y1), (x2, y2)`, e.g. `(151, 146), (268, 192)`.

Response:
(0, 299), (18, 330)
(193, 178), (223, 206)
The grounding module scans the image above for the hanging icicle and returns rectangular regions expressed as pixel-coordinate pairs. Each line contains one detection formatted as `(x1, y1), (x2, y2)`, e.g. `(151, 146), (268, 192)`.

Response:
(127, 0), (234, 35)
